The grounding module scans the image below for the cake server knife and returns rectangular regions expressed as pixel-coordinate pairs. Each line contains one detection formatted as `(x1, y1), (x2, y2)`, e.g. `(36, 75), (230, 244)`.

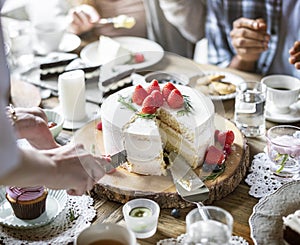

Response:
(103, 149), (127, 173)
(169, 152), (210, 203)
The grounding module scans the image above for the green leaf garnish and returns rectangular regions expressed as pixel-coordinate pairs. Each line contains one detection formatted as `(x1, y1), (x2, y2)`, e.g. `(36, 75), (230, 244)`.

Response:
(118, 95), (157, 119)
(203, 164), (226, 181)
(118, 95), (138, 113)
(69, 209), (79, 222)
(136, 113), (157, 119)
(275, 153), (289, 173)
(177, 95), (193, 116)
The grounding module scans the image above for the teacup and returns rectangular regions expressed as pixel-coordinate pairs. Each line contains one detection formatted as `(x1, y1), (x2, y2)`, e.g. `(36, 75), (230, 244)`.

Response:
(34, 20), (66, 54)
(75, 222), (136, 245)
(261, 75), (300, 114)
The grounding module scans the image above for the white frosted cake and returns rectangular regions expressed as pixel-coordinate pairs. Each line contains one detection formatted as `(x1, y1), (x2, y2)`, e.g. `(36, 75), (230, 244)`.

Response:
(98, 35), (131, 65)
(283, 210), (300, 245)
(101, 81), (215, 176)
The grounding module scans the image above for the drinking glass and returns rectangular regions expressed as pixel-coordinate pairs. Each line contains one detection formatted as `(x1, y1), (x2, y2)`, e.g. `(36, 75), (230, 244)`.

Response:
(266, 125), (300, 178)
(122, 198), (160, 239)
(185, 206), (233, 245)
(234, 81), (266, 137)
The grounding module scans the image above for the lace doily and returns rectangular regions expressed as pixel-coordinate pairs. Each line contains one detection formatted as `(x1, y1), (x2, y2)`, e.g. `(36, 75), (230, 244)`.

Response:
(0, 194), (96, 245)
(157, 234), (249, 245)
(245, 152), (300, 198)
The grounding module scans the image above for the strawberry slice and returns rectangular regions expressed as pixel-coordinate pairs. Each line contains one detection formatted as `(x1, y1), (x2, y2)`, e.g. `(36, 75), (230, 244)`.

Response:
(141, 95), (157, 114)
(167, 89), (184, 109)
(217, 130), (235, 146)
(204, 145), (225, 165)
(134, 53), (145, 63)
(132, 85), (148, 105)
(162, 82), (177, 99)
(96, 121), (102, 131)
(151, 90), (164, 107)
(147, 79), (160, 94)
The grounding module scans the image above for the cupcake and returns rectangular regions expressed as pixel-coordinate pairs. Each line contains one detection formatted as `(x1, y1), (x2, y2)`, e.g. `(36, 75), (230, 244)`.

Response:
(6, 186), (48, 220)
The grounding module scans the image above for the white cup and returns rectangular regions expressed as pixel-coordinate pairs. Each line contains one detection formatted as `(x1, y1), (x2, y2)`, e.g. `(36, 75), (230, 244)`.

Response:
(261, 75), (300, 114)
(75, 223), (136, 245)
(34, 20), (65, 54)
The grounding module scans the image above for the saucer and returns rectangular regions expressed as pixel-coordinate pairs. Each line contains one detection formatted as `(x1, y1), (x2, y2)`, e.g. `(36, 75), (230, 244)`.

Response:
(265, 101), (300, 123)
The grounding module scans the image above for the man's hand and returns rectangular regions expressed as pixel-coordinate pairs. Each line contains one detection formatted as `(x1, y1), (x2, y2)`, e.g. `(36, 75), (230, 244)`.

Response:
(289, 41), (300, 69)
(229, 18), (270, 71)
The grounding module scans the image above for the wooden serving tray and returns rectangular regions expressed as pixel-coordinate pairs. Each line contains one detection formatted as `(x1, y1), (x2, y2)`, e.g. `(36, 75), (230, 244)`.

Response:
(72, 114), (249, 208)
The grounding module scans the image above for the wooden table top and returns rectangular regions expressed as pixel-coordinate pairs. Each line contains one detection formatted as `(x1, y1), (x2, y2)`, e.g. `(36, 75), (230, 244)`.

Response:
(40, 53), (300, 245)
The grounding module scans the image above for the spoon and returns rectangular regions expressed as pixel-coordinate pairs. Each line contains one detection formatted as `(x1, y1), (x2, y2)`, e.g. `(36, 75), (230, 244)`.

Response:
(97, 15), (136, 29)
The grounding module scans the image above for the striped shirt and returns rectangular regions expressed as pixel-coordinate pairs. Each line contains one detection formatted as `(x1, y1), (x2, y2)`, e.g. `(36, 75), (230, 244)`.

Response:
(206, 0), (289, 76)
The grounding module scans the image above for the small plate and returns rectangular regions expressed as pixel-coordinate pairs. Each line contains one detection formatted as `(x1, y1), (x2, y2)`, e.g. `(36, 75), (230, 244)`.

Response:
(265, 101), (300, 123)
(0, 189), (67, 229)
(80, 36), (164, 69)
(59, 33), (81, 53)
(249, 181), (300, 244)
(194, 71), (244, 100)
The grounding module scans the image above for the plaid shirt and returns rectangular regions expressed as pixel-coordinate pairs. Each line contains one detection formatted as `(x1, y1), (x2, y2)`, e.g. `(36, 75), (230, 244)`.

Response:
(206, 0), (281, 75)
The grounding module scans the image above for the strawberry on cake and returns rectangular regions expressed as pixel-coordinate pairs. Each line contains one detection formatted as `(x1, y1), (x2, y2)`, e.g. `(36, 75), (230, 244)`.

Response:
(101, 80), (215, 176)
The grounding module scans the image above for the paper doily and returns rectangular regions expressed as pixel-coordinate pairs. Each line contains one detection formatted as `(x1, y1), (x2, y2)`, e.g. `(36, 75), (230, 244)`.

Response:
(245, 152), (300, 198)
(156, 234), (249, 245)
(0, 194), (96, 245)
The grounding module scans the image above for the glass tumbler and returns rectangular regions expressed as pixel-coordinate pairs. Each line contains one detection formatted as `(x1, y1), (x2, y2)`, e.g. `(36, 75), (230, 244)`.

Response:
(234, 81), (266, 137)
(266, 125), (300, 178)
(185, 206), (233, 245)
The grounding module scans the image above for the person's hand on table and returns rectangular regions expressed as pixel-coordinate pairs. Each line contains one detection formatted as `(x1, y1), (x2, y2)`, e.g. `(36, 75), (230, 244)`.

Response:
(68, 4), (100, 35)
(229, 17), (270, 71)
(6, 106), (59, 150)
(289, 41), (300, 69)
(40, 143), (109, 196)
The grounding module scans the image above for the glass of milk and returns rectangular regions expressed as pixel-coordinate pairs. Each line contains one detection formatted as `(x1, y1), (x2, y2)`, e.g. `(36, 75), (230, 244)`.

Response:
(185, 206), (233, 245)
(266, 125), (300, 178)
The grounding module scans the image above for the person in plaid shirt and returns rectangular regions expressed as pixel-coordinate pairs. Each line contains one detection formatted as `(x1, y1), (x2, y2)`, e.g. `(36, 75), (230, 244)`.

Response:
(206, 0), (300, 78)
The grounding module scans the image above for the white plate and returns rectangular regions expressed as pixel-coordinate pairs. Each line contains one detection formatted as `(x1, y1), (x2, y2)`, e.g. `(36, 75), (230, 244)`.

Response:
(249, 181), (300, 245)
(195, 71), (244, 100)
(0, 189), (67, 229)
(80, 36), (164, 69)
(59, 33), (81, 53)
(265, 101), (300, 123)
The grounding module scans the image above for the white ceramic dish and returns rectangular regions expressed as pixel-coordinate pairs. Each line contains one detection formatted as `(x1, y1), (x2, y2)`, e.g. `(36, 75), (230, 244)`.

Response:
(249, 181), (300, 245)
(194, 71), (244, 100)
(80, 36), (164, 69)
(44, 109), (64, 138)
(265, 100), (300, 123)
(59, 33), (81, 53)
(0, 189), (67, 229)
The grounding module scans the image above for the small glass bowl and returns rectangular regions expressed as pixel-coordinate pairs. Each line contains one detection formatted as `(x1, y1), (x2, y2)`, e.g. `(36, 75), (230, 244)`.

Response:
(122, 198), (160, 239)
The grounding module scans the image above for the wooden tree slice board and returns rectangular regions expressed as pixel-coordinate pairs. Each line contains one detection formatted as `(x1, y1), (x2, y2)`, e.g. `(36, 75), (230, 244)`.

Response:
(72, 114), (249, 208)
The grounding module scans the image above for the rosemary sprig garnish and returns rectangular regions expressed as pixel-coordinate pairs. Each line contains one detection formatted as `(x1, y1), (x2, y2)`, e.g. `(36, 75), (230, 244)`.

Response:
(275, 153), (289, 173)
(177, 95), (193, 116)
(136, 113), (157, 119)
(203, 164), (226, 181)
(118, 95), (138, 113)
(118, 95), (157, 119)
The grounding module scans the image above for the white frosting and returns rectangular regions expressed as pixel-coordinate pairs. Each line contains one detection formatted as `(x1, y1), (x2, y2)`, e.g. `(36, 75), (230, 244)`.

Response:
(40, 65), (66, 75)
(101, 85), (215, 176)
(98, 35), (131, 65)
(283, 210), (300, 234)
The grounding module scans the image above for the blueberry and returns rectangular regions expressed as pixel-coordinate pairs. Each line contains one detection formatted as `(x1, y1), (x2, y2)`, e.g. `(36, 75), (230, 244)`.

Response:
(202, 163), (217, 172)
(171, 208), (180, 218)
